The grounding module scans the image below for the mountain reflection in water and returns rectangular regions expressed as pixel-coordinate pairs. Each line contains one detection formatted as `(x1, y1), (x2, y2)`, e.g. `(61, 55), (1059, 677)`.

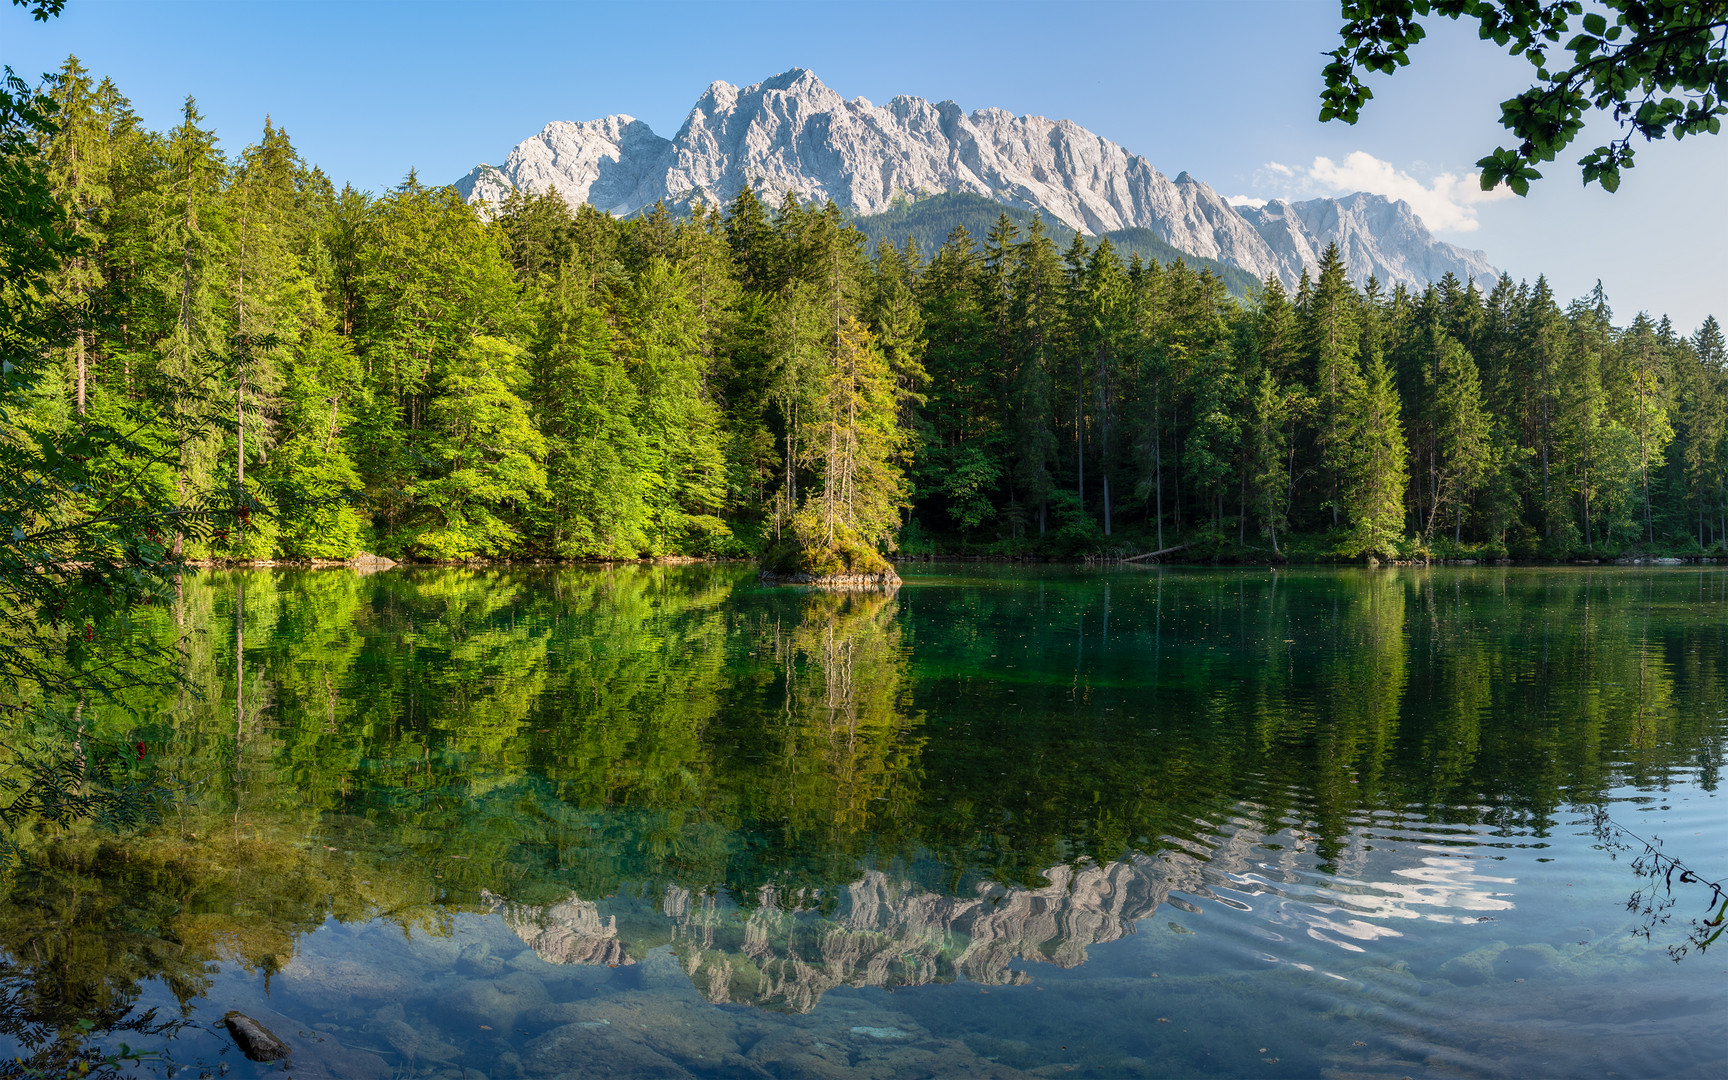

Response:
(0, 565), (1722, 1078)
(493, 819), (1528, 1015)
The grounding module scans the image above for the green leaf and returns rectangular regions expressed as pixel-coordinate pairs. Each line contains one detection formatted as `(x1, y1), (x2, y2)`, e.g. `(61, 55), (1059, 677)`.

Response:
(1582, 12), (1605, 36)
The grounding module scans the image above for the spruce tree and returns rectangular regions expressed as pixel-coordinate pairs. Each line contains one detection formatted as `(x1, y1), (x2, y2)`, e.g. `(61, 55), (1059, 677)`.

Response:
(1302, 243), (1360, 527)
(1246, 369), (1291, 552)
(1427, 335), (1493, 542)
(1008, 216), (1062, 535)
(1340, 353), (1409, 558)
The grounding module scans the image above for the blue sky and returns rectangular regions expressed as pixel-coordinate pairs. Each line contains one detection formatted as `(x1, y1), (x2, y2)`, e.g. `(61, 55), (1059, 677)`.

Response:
(6, 0), (1723, 331)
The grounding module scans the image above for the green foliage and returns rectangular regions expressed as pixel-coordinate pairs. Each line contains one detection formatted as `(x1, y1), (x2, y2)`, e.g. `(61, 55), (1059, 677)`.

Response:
(0, 44), (310, 891)
(1246, 369), (1293, 550)
(1340, 354), (1411, 558)
(852, 191), (1260, 297)
(408, 335), (547, 559)
(1322, 1), (1728, 193)
(762, 530), (895, 577)
(0, 56), (1720, 570)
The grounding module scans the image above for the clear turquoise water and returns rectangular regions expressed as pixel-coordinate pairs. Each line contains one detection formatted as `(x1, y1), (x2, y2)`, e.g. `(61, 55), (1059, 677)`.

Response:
(3, 565), (1724, 1078)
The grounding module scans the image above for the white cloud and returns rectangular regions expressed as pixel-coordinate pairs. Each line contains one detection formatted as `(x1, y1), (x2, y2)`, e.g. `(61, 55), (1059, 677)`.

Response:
(1226, 195), (1267, 209)
(1307, 151), (1512, 232)
(1242, 152), (1513, 234)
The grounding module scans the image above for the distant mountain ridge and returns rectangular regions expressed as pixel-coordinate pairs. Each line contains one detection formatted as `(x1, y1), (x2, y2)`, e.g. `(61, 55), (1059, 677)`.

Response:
(850, 192), (1264, 297)
(456, 68), (1501, 293)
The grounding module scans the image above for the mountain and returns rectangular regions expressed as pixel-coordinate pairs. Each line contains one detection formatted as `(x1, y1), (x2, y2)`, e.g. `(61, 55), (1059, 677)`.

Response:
(455, 68), (1501, 293)
(1235, 194), (1503, 294)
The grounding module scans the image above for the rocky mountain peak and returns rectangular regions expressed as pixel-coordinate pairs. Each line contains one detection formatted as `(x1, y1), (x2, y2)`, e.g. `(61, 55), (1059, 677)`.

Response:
(455, 68), (1501, 292)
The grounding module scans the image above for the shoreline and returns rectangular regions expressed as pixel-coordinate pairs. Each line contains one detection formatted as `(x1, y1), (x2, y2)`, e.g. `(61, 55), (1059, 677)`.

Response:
(172, 553), (1724, 571)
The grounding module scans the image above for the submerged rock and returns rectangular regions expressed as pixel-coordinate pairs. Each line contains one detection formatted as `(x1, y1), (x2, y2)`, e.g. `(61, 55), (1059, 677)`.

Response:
(522, 1020), (694, 1077)
(276, 954), (424, 1004)
(1439, 942), (1508, 985)
(435, 969), (551, 1033)
(224, 1011), (289, 1061)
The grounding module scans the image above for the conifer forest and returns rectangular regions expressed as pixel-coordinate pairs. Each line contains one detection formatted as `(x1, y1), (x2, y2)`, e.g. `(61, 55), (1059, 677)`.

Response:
(18, 59), (1728, 569)
(5, 24), (1728, 1079)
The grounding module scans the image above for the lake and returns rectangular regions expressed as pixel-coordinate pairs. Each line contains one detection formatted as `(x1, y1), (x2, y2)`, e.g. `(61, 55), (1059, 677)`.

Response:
(4, 565), (1724, 1078)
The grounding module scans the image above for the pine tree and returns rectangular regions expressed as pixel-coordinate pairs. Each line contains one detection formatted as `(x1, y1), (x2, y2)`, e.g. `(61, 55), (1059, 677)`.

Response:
(1682, 317), (1728, 547)
(1008, 216), (1062, 535)
(805, 317), (910, 552)
(1617, 313), (1675, 543)
(1427, 334), (1493, 542)
(769, 317), (909, 577)
(1518, 277), (1569, 537)
(1246, 369), (1292, 552)
(1080, 238), (1131, 534)
(1302, 243), (1360, 527)
(42, 56), (110, 416)
(153, 96), (229, 557)
(1130, 259), (1173, 547)
(914, 227), (998, 533)
(1184, 344), (1243, 533)
(1340, 353), (1409, 558)
(764, 280), (828, 538)
(724, 185), (776, 291)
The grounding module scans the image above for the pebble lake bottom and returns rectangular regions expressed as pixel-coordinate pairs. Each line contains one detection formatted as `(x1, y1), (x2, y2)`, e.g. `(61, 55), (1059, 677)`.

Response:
(5, 564), (1724, 1078)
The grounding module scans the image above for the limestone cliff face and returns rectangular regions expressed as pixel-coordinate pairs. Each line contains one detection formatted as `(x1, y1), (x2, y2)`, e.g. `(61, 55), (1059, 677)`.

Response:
(1237, 193), (1501, 292)
(455, 68), (1502, 293)
(455, 115), (673, 215)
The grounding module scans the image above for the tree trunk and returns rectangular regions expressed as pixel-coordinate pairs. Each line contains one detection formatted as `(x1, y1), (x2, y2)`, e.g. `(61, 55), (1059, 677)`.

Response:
(75, 326), (87, 416)
(1075, 369), (1084, 511)
(1541, 442), (1551, 538)
(1583, 467), (1593, 551)
(173, 463), (185, 557)
(1154, 390), (1164, 550)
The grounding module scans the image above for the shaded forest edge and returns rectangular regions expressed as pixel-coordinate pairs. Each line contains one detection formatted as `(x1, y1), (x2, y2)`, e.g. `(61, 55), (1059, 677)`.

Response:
(16, 57), (1728, 575)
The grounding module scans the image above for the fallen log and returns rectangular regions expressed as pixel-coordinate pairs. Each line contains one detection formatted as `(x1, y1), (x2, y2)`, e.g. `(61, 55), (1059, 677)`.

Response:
(1121, 543), (1190, 563)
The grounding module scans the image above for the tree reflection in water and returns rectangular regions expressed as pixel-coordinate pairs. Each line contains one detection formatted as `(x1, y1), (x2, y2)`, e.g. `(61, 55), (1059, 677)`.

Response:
(0, 565), (1719, 1070)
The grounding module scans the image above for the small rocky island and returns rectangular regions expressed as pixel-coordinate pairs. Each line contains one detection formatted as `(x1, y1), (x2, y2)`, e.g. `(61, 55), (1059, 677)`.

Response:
(758, 532), (900, 588)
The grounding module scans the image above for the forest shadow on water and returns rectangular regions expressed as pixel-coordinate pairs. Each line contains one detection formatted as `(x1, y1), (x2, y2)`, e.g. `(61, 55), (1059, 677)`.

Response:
(0, 564), (1723, 1079)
